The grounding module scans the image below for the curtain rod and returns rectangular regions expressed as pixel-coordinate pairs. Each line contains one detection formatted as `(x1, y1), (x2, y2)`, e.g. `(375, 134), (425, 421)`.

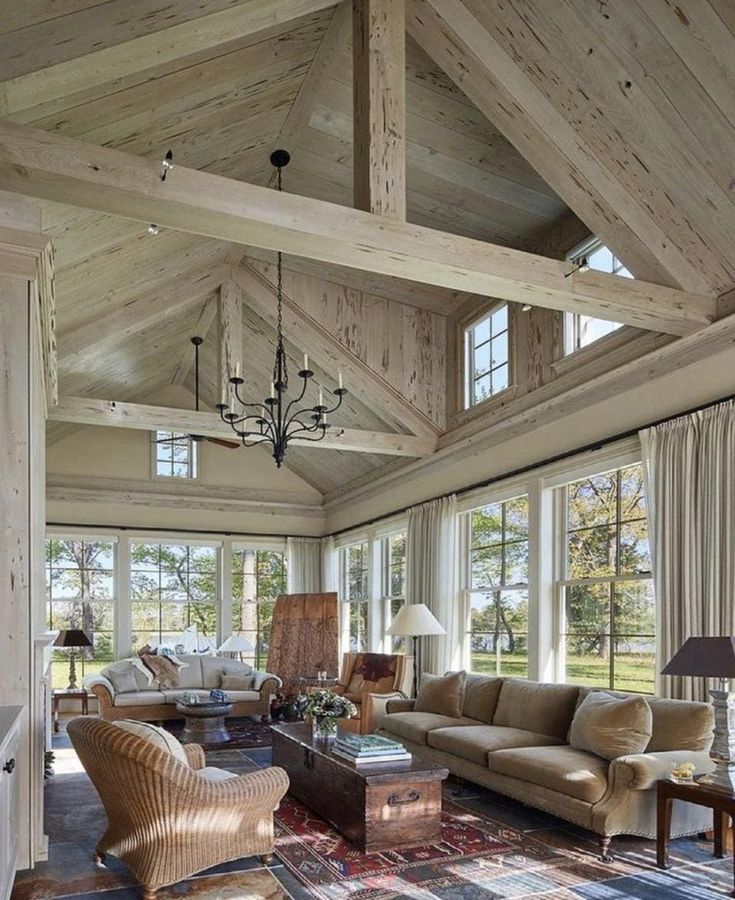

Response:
(45, 522), (298, 540)
(328, 390), (735, 539)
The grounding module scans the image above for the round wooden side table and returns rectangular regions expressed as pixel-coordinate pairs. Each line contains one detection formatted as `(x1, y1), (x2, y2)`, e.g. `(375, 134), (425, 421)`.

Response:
(175, 700), (233, 745)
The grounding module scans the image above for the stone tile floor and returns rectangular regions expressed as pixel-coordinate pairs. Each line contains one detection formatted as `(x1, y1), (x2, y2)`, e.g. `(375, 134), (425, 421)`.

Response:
(11, 720), (731, 899)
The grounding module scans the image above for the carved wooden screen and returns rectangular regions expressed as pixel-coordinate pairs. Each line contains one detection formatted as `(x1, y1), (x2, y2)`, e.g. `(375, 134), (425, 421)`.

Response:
(267, 592), (339, 696)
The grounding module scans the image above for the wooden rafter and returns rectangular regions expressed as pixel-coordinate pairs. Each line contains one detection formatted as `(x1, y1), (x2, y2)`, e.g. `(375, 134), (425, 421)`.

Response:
(0, 0), (341, 118)
(48, 396), (437, 457)
(0, 120), (715, 335)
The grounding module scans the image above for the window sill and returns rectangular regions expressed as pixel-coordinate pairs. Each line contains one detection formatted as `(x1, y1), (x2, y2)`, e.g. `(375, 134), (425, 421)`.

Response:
(455, 384), (519, 427)
(552, 326), (638, 377)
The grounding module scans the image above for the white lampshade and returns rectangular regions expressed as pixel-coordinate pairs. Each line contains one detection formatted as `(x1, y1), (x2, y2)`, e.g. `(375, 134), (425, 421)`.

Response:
(387, 603), (445, 637)
(218, 634), (255, 653)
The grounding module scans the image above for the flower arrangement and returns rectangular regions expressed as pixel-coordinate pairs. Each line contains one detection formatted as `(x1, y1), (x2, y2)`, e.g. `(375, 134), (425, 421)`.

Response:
(303, 689), (357, 739)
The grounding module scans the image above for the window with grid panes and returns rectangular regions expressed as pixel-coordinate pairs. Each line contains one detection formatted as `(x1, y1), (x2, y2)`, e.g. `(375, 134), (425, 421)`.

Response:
(46, 538), (116, 688)
(383, 533), (406, 652)
(341, 542), (369, 652)
(564, 239), (630, 355)
(231, 548), (287, 668)
(130, 542), (216, 650)
(153, 431), (197, 478)
(468, 496), (529, 678)
(560, 463), (654, 693)
(464, 304), (509, 408)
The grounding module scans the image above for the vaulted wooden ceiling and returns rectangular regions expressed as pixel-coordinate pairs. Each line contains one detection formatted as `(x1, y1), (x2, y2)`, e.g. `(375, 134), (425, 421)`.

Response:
(3, 0), (734, 496)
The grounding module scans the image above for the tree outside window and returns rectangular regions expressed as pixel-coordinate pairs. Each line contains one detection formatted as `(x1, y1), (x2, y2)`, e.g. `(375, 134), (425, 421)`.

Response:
(468, 496), (529, 678)
(153, 431), (197, 478)
(231, 548), (287, 669)
(383, 533), (406, 652)
(341, 542), (369, 652)
(130, 543), (216, 650)
(464, 305), (509, 407)
(46, 538), (115, 688)
(561, 463), (654, 692)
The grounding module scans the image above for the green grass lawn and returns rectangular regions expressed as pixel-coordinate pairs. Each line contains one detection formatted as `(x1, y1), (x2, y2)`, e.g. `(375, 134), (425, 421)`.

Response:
(471, 652), (655, 693)
(51, 657), (111, 690)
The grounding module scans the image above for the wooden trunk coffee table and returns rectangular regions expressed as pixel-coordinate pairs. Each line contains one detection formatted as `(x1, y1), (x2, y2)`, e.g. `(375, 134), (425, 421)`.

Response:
(175, 700), (233, 745)
(271, 723), (448, 853)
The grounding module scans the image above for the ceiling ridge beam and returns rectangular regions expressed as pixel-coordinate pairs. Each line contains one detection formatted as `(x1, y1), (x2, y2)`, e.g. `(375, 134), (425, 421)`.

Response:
(232, 259), (442, 438)
(58, 264), (225, 359)
(404, 0), (709, 294)
(48, 396), (436, 457)
(0, 119), (715, 335)
(0, 0), (341, 118)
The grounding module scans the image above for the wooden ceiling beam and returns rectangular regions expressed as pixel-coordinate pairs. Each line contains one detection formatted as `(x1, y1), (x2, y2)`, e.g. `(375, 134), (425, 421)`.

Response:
(232, 260), (442, 438)
(58, 265), (225, 359)
(404, 0), (711, 295)
(0, 119), (716, 335)
(0, 0), (341, 118)
(48, 396), (436, 457)
(353, 0), (406, 218)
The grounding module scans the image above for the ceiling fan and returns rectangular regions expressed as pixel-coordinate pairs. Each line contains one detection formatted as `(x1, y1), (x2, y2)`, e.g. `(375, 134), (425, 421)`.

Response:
(156, 336), (240, 450)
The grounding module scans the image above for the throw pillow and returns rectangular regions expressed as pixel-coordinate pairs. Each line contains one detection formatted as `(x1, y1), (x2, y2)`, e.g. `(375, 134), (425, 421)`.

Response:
(569, 691), (653, 760)
(414, 671), (465, 718)
(220, 674), (254, 691)
(101, 659), (152, 693)
(138, 649), (180, 689)
(116, 720), (189, 766)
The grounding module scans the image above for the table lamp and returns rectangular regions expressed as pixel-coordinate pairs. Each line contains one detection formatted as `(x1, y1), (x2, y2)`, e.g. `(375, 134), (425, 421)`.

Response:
(53, 629), (93, 690)
(386, 603), (445, 699)
(662, 636), (735, 792)
(218, 633), (256, 662)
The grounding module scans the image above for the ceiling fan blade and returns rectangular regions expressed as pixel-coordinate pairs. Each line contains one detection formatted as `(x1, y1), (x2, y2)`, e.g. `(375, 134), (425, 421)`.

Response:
(155, 436), (179, 444)
(206, 437), (241, 449)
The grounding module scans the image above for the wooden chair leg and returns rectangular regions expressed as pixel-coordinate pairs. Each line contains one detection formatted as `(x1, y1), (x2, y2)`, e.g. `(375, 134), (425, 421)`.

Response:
(142, 888), (157, 900)
(93, 850), (105, 865)
(599, 835), (613, 862)
(259, 853), (274, 865)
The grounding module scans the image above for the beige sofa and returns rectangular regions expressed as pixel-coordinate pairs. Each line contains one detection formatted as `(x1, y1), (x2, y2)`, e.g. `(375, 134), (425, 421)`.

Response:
(84, 655), (280, 723)
(378, 675), (715, 858)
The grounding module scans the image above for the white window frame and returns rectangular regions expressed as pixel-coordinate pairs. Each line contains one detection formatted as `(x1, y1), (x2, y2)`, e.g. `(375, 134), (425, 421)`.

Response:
(229, 543), (288, 668)
(151, 431), (198, 480)
(338, 539), (370, 654)
(564, 237), (627, 356)
(380, 530), (407, 653)
(463, 303), (510, 409)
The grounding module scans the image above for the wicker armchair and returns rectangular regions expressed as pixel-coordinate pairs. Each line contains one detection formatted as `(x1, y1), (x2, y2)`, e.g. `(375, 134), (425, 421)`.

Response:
(67, 717), (289, 900)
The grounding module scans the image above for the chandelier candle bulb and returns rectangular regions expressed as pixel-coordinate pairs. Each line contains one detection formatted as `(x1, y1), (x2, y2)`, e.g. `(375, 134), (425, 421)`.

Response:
(303, 353), (308, 371)
(318, 386), (324, 407)
(270, 382), (275, 399)
(338, 372), (343, 389)
(235, 362), (240, 379)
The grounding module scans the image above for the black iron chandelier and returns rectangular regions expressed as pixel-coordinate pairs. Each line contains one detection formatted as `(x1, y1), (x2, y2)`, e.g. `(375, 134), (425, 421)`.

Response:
(216, 149), (347, 467)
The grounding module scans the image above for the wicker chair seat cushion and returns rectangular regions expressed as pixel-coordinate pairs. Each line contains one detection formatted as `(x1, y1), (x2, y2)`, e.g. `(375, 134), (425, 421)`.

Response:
(116, 720), (189, 766)
(114, 690), (166, 707)
(199, 767), (239, 782)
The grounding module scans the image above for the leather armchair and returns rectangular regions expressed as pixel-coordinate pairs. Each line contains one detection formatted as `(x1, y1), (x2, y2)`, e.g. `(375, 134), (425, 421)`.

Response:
(333, 652), (413, 734)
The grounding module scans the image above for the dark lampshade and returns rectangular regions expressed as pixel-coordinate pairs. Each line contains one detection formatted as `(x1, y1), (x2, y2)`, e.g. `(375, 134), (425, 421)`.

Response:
(661, 637), (735, 678)
(54, 629), (93, 649)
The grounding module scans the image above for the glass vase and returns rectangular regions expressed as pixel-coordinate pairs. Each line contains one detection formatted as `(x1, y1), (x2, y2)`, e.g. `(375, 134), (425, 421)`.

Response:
(312, 715), (338, 741)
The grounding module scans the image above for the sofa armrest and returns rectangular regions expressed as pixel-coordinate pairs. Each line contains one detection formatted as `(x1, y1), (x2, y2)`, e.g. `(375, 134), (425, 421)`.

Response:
(184, 743), (206, 770)
(253, 671), (281, 693)
(83, 674), (115, 697)
(363, 692), (405, 733)
(610, 750), (715, 791)
(386, 697), (415, 714)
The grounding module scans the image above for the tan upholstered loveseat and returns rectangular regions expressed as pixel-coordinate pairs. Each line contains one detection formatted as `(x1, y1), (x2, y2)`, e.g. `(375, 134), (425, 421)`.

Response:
(378, 675), (715, 858)
(84, 655), (280, 723)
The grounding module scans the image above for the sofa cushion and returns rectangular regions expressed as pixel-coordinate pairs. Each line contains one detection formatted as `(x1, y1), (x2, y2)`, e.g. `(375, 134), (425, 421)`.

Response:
(221, 690), (260, 701)
(493, 679), (579, 741)
(462, 674), (503, 724)
(415, 671), (465, 718)
(489, 745), (609, 804)
(200, 656), (253, 689)
(647, 697), (714, 753)
(220, 674), (254, 691)
(113, 690), (166, 707)
(428, 725), (564, 767)
(160, 689), (204, 703)
(569, 691), (652, 760)
(101, 659), (152, 693)
(381, 712), (483, 746)
(116, 720), (189, 767)
(176, 656), (203, 689)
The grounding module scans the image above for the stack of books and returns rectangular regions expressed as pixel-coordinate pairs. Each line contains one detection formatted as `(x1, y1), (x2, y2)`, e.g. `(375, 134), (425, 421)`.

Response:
(332, 733), (411, 765)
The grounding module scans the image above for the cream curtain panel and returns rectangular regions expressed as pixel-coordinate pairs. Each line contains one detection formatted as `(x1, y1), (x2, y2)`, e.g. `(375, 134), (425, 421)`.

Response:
(640, 399), (735, 700)
(286, 537), (322, 594)
(405, 494), (463, 675)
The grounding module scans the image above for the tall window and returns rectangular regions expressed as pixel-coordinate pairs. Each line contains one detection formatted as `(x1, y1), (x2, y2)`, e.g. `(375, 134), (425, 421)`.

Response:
(130, 543), (216, 650)
(231, 548), (287, 668)
(564, 239), (630, 355)
(464, 304), (509, 408)
(46, 538), (116, 688)
(560, 463), (654, 692)
(153, 431), (197, 479)
(340, 542), (369, 652)
(383, 532), (406, 651)
(468, 496), (529, 677)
